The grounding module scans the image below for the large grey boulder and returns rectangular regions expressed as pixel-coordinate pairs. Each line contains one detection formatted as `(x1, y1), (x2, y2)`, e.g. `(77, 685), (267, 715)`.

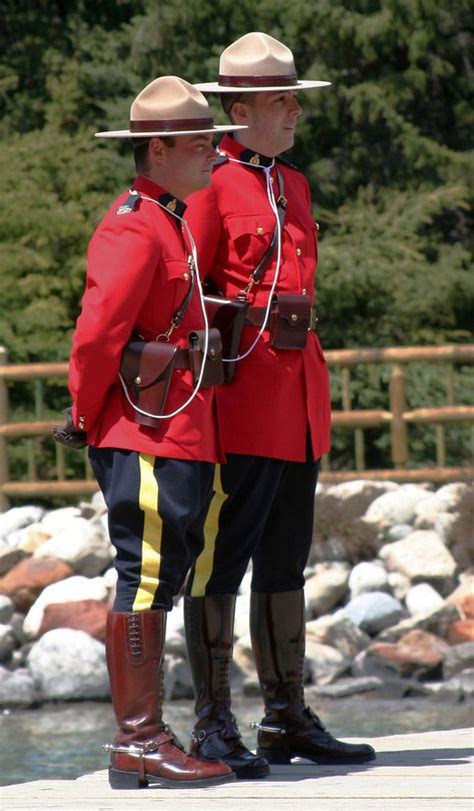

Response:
(27, 628), (109, 700)
(348, 561), (389, 598)
(379, 530), (457, 593)
(34, 517), (113, 577)
(0, 506), (44, 542)
(306, 611), (371, 658)
(305, 638), (350, 685)
(313, 676), (382, 698)
(343, 591), (404, 635)
(376, 602), (460, 643)
(443, 642), (474, 681)
(305, 562), (350, 616)
(0, 666), (37, 706)
(39, 507), (82, 535)
(364, 485), (432, 526)
(405, 583), (444, 617)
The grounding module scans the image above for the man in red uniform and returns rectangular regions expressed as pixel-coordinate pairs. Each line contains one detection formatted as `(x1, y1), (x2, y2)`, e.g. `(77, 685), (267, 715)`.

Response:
(184, 33), (375, 775)
(68, 75), (246, 790)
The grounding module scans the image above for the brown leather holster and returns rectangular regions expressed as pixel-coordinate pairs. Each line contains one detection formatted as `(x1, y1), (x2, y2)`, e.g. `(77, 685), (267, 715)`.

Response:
(120, 340), (178, 428)
(188, 327), (224, 387)
(203, 296), (249, 383)
(268, 294), (311, 350)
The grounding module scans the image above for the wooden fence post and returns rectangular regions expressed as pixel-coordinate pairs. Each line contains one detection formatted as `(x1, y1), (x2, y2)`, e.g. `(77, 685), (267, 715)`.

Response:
(0, 347), (9, 512)
(390, 363), (408, 467)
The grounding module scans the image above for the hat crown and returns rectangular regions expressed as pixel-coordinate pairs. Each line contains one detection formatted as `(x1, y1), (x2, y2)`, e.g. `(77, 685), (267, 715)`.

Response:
(219, 32), (296, 78)
(130, 76), (211, 123)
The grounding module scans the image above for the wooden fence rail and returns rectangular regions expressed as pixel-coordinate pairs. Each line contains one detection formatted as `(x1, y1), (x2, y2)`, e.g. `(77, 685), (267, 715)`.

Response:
(0, 344), (473, 509)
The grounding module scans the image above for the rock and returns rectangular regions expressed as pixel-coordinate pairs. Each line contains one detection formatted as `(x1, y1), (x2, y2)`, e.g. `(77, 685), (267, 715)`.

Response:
(305, 562), (350, 616)
(405, 583), (444, 616)
(376, 602), (460, 642)
(103, 566), (117, 595)
(456, 668), (474, 698)
(385, 524), (413, 542)
(436, 482), (469, 509)
(379, 530), (457, 594)
(348, 561), (389, 598)
(38, 599), (109, 641)
(233, 593), (250, 639)
(23, 575), (108, 638)
(0, 595), (14, 623)
(17, 522), (52, 554)
(79, 490), (107, 520)
(431, 512), (458, 545)
(421, 679), (463, 703)
(325, 480), (398, 499)
(313, 676), (382, 698)
(165, 599), (185, 638)
(165, 632), (187, 658)
(367, 630), (448, 676)
(39, 507), (81, 535)
(9, 612), (28, 645)
(27, 628), (109, 700)
(0, 545), (27, 577)
(364, 485), (432, 526)
(0, 506), (44, 541)
(0, 624), (16, 662)
(443, 642), (474, 680)
(34, 518), (112, 578)
(306, 611), (371, 658)
(310, 536), (350, 563)
(343, 591), (404, 635)
(387, 571), (411, 601)
(351, 649), (401, 680)
(0, 557), (73, 613)
(0, 666), (37, 707)
(447, 577), (474, 618)
(414, 493), (455, 520)
(447, 619), (474, 645)
(164, 655), (194, 700)
(305, 638), (350, 685)
(239, 570), (252, 596)
(233, 634), (255, 678)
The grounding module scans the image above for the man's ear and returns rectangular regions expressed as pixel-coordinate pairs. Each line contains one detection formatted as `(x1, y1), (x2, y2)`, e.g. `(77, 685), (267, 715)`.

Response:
(230, 101), (250, 125)
(148, 137), (167, 165)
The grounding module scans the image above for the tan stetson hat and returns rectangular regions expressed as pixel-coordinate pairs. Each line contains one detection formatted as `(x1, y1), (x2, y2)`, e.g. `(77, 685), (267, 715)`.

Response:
(95, 75), (247, 138)
(194, 32), (331, 93)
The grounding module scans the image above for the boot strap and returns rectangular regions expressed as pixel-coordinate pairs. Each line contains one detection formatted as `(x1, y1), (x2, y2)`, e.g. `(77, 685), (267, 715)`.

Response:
(192, 717), (240, 743)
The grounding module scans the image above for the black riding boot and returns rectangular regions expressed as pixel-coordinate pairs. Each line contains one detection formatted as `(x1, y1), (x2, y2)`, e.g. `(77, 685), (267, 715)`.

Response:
(184, 594), (269, 778)
(250, 590), (376, 765)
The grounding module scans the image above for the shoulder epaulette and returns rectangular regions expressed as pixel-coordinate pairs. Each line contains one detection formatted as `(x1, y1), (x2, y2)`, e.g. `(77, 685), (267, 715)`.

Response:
(276, 156), (302, 173)
(116, 191), (142, 215)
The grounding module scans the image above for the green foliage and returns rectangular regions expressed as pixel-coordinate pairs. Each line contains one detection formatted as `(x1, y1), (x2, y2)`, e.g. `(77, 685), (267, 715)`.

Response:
(0, 0), (473, 479)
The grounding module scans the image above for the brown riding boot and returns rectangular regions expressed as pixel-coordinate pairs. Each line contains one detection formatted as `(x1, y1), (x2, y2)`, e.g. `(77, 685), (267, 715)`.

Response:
(184, 594), (269, 779)
(250, 590), (376, 765)
(104, 610), (235, 789)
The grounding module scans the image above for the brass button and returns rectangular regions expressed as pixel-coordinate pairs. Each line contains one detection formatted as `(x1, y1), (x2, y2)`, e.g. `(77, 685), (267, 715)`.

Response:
(257, 227), (264, 235)
(210, 348), (216, 357)
(302, 288), (307, 295)
(291, 314), (298, 322)
(296, 247), (302, 256)
(134, 376), (142, 385)
(183, 272), (189, 280)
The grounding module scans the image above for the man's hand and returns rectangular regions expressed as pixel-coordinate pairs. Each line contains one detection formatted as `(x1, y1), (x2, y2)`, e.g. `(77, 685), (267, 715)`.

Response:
(52, 407), (88, 449)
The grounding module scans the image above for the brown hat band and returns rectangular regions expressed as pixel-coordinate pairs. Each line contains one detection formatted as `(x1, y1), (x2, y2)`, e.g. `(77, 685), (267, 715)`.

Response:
(130, 117), (214, 132)
(218, 73), (298, 87)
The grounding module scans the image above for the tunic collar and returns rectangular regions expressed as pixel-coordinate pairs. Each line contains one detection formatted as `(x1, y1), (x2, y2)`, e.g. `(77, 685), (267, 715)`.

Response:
(131, 175), (187, 218)
(217, 135), (274, 169)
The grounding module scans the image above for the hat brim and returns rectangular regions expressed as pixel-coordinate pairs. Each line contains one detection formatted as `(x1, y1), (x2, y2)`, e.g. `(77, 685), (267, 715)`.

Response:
(95, 124), (247, 139)
(193, 80), (331, 93)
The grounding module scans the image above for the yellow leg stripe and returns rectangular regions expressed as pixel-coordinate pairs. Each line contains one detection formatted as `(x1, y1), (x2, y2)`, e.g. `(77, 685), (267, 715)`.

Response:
(191, 465), (226, 597)
(132, 453), (163, 612)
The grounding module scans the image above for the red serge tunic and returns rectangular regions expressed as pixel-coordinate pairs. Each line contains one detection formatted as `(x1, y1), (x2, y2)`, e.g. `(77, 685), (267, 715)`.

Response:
(185, 135), (331, 462)
(69, 176), (222, 463)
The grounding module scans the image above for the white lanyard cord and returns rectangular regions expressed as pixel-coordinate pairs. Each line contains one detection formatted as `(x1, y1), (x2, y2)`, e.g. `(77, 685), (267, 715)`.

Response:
(222, 158), (282, 362)
(118, 197), (209, 420)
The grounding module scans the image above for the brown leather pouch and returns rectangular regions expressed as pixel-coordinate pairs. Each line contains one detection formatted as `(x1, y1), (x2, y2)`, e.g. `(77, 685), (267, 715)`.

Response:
(204, 295), (249, 382)
(188, 327), (224, 387)
(269, 294), (311, 350)
(120, 340), (177, 427)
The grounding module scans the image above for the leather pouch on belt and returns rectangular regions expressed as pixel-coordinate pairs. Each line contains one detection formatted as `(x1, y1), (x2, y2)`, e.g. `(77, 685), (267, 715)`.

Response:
(204, 295), (249, 383)
(269, 294), (311, 350)
(188, 327), (224, 388)
(120, 340), (177, 428)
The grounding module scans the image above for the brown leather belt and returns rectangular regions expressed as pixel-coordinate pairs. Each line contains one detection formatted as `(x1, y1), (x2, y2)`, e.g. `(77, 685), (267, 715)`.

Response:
(245, 306), (318, 330)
